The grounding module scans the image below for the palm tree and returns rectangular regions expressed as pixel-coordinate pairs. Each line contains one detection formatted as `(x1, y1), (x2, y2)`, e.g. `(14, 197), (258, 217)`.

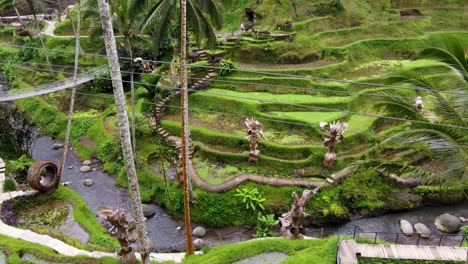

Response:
(358, 70), (467, 184)
(421, 35), (468, 82)
(140, 0), (223, 49)
(96, 0), (151, 262)
(180, 0), (194, 255)
(84, 0), (144, 166)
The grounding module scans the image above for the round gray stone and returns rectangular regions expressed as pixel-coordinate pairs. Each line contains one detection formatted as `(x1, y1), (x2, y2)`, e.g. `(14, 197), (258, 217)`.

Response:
(83, 179), (93, 186)
(82, 160), (92, 166)
(414, 223), (430, 238)
(192, 226), (206, 237)
(434, 214), (462, 233)
(52, 143), (64, 149)
(80, 165), (91, 172)
(142, 204), (157, 218)
(193, 238), (204, 249)
(399, 219), (414, 236)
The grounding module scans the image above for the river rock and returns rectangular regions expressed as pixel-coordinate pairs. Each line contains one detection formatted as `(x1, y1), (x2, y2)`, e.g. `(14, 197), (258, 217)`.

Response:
(459, 217), (466, 223)
(434, 214), (462, 233)
(83, 179), (93, 186)
(82, 160), (92, 166)
(192, 226), (206, 237)
(193, 238), (204, 249)
(142, 204), (157, 218)
(52, 143), (64, 149)
(80, 166), (91, 172)
(399, 219), (414, 235)
(414, 223), (430, 238)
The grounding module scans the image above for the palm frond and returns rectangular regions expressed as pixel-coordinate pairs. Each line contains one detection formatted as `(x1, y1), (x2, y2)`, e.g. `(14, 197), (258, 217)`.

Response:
(352, 160), (446, 185)
(421, 36), (468, 82)
(373, 92), (423, 121)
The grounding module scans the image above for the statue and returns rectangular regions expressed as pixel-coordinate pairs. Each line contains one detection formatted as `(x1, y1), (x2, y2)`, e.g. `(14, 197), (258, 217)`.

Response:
(245, 118), (266, 164)
(279, 189), (316, 239)
(412, 96), (423, 112)
(97, 207), (143, 264)
(320, 121), (348, 168)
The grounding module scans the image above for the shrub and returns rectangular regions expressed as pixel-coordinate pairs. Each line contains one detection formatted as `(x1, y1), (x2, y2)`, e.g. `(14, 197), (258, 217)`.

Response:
(235, 187), (266, 211)
(3, 179), (17, 192)
(7, 154), (34, 184)
(254, 213), (279, 238)
(219, 59), (235, 76)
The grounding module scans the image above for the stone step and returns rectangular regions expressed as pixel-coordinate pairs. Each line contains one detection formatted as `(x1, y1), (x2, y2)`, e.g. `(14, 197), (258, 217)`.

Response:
(161, 132), (170, 138)
(205, 75), (211, 79)
(208, 72), (218, 77)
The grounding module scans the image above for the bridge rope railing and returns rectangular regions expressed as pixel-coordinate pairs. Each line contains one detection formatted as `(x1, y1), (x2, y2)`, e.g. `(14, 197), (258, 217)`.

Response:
(0, 66), (107, 102)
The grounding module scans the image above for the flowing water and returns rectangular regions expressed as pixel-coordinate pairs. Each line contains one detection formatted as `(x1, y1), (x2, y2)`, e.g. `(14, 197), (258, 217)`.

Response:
(32, 136), (468, 251)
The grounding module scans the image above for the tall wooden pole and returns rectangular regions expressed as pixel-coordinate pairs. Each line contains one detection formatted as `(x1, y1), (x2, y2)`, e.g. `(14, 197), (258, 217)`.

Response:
(180, 0), (194, 255)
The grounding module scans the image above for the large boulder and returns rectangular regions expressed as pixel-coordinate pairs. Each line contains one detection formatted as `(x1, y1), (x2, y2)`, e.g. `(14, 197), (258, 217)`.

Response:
(399, 219), (414, 236)
(80, 166), (91, 172)
(83, 179), (93, 186)
(192, 226), (206, 237)
(435, 214), (462, 233)
(142, 204), (157, 218)
(414, 223), (430, 238)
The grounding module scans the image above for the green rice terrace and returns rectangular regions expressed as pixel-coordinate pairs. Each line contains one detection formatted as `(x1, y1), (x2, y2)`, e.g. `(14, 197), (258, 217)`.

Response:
(0, 0), (467, 263)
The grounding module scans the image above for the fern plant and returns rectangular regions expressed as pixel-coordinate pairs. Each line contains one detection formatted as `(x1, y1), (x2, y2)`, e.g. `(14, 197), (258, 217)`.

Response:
(234, 187), (266, 211)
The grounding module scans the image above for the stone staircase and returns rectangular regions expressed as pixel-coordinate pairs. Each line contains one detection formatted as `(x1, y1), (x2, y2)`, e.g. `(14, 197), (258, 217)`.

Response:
(150, 49), (219, 158)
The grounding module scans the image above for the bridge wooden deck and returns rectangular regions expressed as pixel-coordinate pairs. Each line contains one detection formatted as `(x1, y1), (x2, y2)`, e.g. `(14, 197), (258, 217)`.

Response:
(338, 240), (468, 264)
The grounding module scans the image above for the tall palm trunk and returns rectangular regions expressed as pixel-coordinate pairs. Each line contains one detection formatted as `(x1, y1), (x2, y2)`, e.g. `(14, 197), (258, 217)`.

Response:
(126, 36), (139, 167)
(96, 0), (151, 263)
(58, 0), (81, 177)
(180, 0), (194, 255)
(26, 0), (51, 70)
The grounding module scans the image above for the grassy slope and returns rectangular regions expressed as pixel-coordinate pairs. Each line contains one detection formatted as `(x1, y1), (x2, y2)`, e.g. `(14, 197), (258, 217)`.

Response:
(183, 237), (338, 264)
(0, 235), (119, 264)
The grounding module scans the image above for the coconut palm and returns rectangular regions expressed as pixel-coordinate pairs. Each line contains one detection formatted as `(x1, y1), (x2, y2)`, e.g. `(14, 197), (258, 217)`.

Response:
(421, 35), (468, 82)
(139, 0), (223, 48)
(357, 70), (467, 184)
(96, 0), (151, 262)
(84, 0), (146, 166)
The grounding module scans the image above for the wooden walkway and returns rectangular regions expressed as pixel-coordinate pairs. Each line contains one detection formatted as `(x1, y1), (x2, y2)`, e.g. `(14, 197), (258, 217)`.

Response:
(338, 240), (468, 264)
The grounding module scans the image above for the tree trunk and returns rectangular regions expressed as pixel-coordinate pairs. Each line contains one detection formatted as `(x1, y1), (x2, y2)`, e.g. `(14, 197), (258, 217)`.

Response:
(96, 0), (151, 263)
(126, 36), (139, 168)
(180, 0), (194, 255)
(58, 0), (81, 177)
(13, 7), (24, 25)
(27, 1), (51, 71)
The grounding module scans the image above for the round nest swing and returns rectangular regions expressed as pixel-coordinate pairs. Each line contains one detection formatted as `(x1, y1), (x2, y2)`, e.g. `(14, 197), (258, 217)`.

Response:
(27, 160), (60, 194)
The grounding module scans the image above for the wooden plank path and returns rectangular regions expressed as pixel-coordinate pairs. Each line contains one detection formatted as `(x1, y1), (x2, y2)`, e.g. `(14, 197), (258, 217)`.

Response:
(338, 240), (468, 264)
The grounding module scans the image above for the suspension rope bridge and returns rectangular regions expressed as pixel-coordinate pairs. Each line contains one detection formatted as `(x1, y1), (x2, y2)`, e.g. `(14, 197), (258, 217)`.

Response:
(0, 66), (106, 102)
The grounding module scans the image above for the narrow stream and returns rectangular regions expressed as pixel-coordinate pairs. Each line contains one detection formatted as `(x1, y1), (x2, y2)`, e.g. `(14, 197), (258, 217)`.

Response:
(32, 137), (252, 251)
(31, 137), (468, 251)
